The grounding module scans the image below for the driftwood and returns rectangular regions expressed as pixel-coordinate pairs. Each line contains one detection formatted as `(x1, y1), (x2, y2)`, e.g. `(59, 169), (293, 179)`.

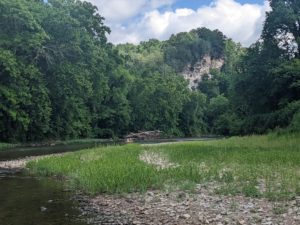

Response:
(125, 130), (162, 142)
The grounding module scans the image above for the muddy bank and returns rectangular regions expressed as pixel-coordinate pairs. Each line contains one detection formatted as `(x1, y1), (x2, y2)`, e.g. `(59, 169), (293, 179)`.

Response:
(77, 184), (300, 225)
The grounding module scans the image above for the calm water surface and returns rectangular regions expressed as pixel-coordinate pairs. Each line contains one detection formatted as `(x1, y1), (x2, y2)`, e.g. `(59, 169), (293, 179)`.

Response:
(0, 137), (216, 225)
(0, 170), (88, 225)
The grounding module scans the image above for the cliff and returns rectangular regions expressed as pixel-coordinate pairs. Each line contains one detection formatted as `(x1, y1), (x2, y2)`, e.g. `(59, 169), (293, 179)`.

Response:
(181, 55), (224, 89)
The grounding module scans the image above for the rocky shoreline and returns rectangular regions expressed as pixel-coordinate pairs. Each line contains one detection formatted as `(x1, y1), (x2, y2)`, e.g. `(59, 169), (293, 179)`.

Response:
(76, 184), (300, 225)
(1, 154), (299, 225)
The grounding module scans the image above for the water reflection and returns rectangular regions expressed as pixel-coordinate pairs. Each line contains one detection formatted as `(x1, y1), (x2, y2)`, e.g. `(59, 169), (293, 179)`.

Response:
(0, 171), (88, 225)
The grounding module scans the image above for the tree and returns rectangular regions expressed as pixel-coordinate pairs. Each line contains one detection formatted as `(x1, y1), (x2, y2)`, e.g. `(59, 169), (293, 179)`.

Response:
(262, 0), (300, 58)
(129, 73), (189, 135)
(0, 0), (51, 141)
(228, 0), (300, 134)
(179, 92), (207, 136)
(198, 73), (220, 99)
(271, 59), (300, 107)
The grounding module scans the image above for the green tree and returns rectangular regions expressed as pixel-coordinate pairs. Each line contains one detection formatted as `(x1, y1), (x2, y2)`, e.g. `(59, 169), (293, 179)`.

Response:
(206, 95), (230, 134)
(179, 92), (207, 136)
(262, 0), (300, 58)
(129, 73), (189, 135)
(0, 0), (51, 141)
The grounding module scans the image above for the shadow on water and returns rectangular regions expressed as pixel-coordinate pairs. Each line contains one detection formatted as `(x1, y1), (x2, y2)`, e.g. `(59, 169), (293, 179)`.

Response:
(0, 171), (89, 225)
(0, 141), (120, 161)
(0, 137), (218, 162)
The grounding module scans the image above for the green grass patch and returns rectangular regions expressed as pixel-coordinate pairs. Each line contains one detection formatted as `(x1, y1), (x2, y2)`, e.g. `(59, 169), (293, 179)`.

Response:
(0, 142), (16, 151)
(27, 133), (300, 200)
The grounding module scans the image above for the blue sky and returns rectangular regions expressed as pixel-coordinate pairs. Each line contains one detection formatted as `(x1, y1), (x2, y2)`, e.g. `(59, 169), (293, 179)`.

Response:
(88, 0), (270, 46)
(173, 0), (264, 10)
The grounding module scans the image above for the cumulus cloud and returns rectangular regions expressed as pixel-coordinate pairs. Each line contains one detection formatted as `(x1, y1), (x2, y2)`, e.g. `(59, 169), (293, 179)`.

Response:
(88, 0), (270, 46)
(88, 0), (175, 22)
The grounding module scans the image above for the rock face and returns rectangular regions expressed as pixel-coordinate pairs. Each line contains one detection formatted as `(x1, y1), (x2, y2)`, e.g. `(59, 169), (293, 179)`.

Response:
(181, 55), (224, 89)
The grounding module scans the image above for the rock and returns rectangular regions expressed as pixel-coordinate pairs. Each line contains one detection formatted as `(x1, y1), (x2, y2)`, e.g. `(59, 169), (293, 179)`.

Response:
(147, 192), (154, 197)
(216, 214), (222, 220)
(224, 218), (230, 224)
(181, 55), (224, 89)
(40, 206), (47, 212)
(73, 182), (300, 225)
(295, 196), (300, 206)
(220, 211), (227, 215)
(198, 215), (204, 221)
(294, 215), (300, 221)
(262, 222), (272, 225)
(238, 219), (245, 225)
(181, 214), (191, 219)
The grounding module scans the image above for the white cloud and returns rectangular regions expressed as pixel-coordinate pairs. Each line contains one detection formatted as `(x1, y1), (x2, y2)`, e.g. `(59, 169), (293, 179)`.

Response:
(88, 0), (271, 46)
(88, 0), (175, 22)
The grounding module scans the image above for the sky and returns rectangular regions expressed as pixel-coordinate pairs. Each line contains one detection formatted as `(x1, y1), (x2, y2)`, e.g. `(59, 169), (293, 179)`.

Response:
(87, 0), (270, 46)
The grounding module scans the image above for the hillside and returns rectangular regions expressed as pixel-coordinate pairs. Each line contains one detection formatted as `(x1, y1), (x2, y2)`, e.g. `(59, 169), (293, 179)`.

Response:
(0, 0), (299, 142)
(117, 28), (231, 89)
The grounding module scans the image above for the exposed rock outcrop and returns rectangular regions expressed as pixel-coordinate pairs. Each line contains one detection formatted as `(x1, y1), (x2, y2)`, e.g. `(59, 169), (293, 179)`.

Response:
(182, 55), (224, 89)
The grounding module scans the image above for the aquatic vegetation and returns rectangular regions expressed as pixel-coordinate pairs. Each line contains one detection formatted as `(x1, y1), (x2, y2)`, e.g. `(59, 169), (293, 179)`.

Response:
(27, 133), (300, 200)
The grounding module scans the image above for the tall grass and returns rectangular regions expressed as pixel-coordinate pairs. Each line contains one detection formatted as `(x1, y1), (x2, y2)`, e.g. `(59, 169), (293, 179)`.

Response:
(0, 142), (15, 151)
(27, 133), (300, 200)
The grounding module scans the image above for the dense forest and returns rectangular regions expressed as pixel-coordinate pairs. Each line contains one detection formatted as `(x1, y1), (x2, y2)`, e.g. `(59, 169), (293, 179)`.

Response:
(0, 0), (299, 142)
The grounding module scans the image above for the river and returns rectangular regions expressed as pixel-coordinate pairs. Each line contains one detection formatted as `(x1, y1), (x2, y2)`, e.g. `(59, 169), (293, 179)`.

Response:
(0, 169), (89, 225)
(0, 143), (108, 225)
(0, 138), (214, 225)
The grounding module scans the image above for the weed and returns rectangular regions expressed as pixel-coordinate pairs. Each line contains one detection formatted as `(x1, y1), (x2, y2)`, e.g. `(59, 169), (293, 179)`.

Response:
(27, 133), (300, 199)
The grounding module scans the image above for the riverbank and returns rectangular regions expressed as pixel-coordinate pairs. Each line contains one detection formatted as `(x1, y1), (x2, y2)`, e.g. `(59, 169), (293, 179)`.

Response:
(76, 184), (300, 225)
(26, 133), (300, 224)
(0, 138), (115, 151)
(0, 154), (64, 170)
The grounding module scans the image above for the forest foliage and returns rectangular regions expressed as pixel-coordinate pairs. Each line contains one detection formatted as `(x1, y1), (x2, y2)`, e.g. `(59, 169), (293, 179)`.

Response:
(0, 0), (299, 142)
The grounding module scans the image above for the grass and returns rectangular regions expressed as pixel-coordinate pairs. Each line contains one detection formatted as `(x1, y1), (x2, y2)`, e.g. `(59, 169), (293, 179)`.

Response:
(0, 142), (16, 151)
(27, 133), (300, 200)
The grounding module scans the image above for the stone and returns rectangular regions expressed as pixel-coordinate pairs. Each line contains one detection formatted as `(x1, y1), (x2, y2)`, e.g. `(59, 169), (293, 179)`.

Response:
(181, 214), (191, 219)
(181, 55), (224, 89)
(40, 206), (47, 212)
(295, 196), (300, 206)
(238, 220), (245, 225)
(216, 214), (222, 220)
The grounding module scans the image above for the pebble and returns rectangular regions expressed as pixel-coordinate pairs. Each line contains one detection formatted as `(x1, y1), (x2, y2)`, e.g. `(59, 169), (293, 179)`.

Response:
(40, 206), (47, 212)
(238, 219), (245, 224)
(181, 213), (191, 219)
(73, 184), (300, 225)
(295, 197), (300, 206)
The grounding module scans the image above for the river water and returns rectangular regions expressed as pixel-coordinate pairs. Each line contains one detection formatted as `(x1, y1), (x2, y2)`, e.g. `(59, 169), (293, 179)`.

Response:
(0, 138), (215, 225)
(0, 169), (89, 225)
(0, 143), (103, 225)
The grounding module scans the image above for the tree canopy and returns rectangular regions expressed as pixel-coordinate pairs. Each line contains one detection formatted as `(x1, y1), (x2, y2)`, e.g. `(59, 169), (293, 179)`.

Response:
(0, 0), (299, 142)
